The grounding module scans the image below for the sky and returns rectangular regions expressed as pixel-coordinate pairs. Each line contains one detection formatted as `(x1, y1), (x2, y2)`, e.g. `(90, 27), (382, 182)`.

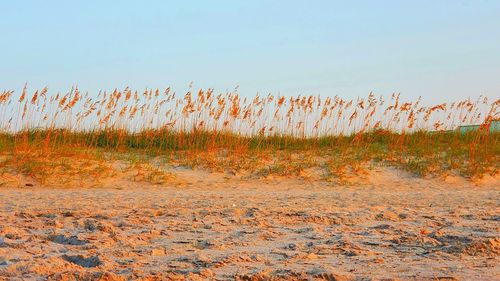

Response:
(1, 1), (499, 102)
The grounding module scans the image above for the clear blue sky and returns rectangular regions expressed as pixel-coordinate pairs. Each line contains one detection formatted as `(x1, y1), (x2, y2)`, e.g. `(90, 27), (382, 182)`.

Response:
(1, 1), (499, 102)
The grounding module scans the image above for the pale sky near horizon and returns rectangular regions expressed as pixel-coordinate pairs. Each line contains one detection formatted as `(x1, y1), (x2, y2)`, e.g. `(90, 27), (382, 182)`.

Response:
(1, 1), (499, 103)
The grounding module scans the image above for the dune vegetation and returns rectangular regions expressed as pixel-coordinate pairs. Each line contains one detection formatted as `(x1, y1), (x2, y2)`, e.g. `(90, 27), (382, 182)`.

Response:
(0, 86), (498, 186)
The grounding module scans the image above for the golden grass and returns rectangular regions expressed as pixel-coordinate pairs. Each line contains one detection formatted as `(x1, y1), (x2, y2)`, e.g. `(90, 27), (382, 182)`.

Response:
(0, 86), (498, 185)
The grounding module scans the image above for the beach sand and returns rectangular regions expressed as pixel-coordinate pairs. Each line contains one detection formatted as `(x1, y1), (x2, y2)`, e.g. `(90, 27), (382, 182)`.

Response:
(0, 168), (499, 280)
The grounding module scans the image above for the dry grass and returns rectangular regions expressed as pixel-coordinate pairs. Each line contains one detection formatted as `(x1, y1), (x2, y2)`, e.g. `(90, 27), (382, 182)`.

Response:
(0, 86), (498, 185)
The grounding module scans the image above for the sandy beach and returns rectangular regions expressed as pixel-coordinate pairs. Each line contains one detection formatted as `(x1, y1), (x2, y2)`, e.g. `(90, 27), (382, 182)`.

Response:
(2, 1), (500, 280)
(0, 168), (498, 281)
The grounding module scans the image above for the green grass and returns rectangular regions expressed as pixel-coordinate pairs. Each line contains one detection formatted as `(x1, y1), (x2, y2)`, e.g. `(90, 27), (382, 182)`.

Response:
(0, 128), (498, 182)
